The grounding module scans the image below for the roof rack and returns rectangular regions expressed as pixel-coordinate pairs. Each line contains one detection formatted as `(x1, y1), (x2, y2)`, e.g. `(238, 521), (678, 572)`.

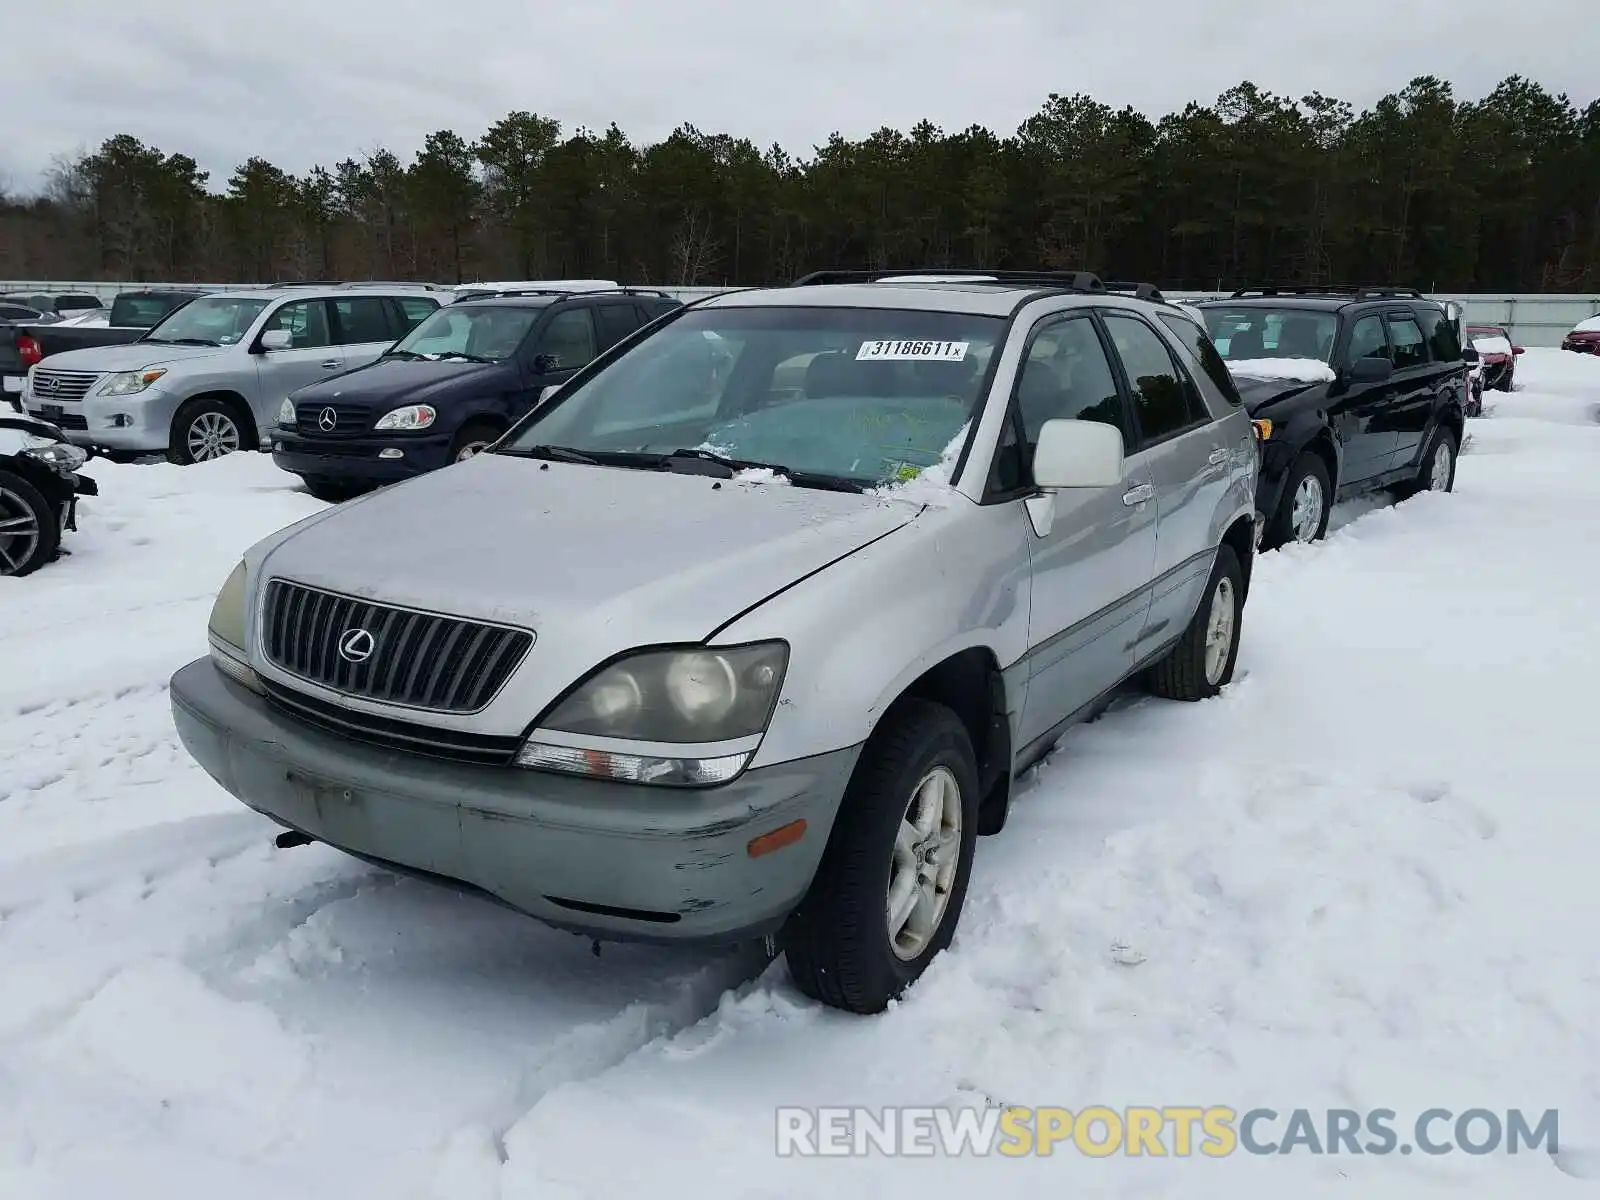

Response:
(1229, 285), (1425, 300)
(791, 269), (1110, 294)
(1102, 280), (1166, 304)
(457, 285), (678, 300)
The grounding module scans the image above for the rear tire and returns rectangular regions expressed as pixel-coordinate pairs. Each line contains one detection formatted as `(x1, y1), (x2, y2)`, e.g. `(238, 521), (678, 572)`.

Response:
(1145, 544), (1244, 702)
(169, 397), (252, 465)
(0, 468), (61, 577)
(1261, 453), (1330, 551)
(1395, 426), (1457, 500)
(783, 699), (979, 1014)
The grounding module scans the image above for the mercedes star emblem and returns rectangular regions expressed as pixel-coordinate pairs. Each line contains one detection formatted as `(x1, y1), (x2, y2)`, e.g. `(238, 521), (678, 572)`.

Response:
(318, 407), (338, 431)
(337, 627), (375, 664)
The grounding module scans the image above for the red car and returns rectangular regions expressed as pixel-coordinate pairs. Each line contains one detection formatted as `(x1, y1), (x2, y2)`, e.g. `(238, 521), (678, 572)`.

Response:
(1466, 324), (1524, 391)
(1561, 316), (1600, 356)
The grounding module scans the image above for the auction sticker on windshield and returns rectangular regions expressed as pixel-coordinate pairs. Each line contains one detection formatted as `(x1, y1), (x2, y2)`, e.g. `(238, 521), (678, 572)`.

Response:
(856, 340), (969, 361)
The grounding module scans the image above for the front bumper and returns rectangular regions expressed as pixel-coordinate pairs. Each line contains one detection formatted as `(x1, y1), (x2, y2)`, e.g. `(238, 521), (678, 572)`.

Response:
(271, 428), (454, 484)
(25, 385), (181, 453)
(169, 657), (859, 944)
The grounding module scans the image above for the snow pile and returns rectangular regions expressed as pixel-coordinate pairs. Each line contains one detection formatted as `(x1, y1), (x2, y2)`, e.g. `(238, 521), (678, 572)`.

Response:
(868, 423), (970, 508)
(4, 350), (1600, 1198)
(1473, 335), (1514, 357)
(1225, 357), (1337, 383)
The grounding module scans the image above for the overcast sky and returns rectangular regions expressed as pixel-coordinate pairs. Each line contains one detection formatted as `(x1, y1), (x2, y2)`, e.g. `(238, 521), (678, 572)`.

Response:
(5, 0), (1595, 193)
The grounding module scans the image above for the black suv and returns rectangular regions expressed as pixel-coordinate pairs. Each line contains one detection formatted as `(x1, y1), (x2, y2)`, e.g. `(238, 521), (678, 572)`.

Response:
(1193, 287), (1471, 550)
(271, 287), (681, 501)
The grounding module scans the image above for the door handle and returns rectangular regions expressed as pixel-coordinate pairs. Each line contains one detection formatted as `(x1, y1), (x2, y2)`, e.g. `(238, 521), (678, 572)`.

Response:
(1121, 483), (1154, 506)
(1208, 448), (1230, 466)
(319, 359), (342, 370)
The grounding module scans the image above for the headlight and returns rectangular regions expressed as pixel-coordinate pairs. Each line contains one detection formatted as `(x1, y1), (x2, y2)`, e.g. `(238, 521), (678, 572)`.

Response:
(20, 435), (87, 474)
(95, 368), (167, 397)
(277, 397), (296, 425)
(374, 404), (436, 431)
(515, 642), (789, 786)
(206, 561), (262, 694)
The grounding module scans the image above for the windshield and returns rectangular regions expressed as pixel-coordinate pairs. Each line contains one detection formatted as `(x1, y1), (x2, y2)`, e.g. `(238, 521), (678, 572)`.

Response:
(1201, 307), (1339, 363)
(144, 296), (270, 346)
(501, 305), (1005, 487)
(389, 304), (544, 361)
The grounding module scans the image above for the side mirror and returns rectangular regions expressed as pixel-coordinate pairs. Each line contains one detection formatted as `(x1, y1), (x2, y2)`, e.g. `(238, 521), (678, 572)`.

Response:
(1031, 419), (1124, 490)
(1513, 345), (1525, 355)
(1347, 356), (1394, 383)
(258, 329), (292, 352)
(532, 353), (559, 374)
(1461, 344), (1480, 364)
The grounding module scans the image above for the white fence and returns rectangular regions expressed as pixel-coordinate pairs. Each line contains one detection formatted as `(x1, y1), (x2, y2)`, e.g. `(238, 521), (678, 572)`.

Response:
(5, 280), (1598, 348)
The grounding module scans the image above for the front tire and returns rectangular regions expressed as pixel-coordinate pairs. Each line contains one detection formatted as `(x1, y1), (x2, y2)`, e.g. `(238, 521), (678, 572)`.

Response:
(1261, 452), (1330, 551)
(450, 421), (502, 463)
(169, 397), (250, 465)
(1146, 544), (1244, 702)
(0, 468), (61, 577)
(783, 699), (980, 1014)
(299, 476), (360, 504)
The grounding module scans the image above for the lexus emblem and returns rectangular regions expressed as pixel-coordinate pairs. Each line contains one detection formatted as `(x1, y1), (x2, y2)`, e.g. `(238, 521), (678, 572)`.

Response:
(37, 375), (57, 393)
(337, 627), (375, 664)
(318, 407), (338, 431)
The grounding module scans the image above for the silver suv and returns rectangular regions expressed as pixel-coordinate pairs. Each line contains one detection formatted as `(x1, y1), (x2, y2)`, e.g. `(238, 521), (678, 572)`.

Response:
(21, 284), (446, 463)
(170, 270), (1259, 1013)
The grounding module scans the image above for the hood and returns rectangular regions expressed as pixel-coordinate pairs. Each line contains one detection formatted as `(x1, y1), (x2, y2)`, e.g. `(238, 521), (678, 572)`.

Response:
(292, 358), (507, 407)
(1231, 374), (1327, 414)
(35, 341), (225, 372)
(256, 453), (925, 719)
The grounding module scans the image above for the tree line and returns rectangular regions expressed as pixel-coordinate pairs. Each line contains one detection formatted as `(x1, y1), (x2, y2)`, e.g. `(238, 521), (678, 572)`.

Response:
(2, 74), (1597, 293)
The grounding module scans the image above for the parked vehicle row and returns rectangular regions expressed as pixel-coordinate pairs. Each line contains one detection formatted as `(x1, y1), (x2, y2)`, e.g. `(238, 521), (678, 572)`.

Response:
(1194, 286), (1471, 550)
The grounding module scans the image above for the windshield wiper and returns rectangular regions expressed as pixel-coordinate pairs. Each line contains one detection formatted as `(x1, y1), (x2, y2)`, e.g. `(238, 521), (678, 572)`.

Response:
(500, 444), (664, 468)
(383, 349), (425, 361)
(663, 448), (866, 493)
(434, 352), (495, 364)
(146, 337), (220, 347)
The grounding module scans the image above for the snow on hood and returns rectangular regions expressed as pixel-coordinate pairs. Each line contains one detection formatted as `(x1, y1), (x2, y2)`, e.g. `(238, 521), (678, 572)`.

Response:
(1573, 315), (1600, 334)
(1224, 357), (1337, 384)
(1473, 336), (1513, 356)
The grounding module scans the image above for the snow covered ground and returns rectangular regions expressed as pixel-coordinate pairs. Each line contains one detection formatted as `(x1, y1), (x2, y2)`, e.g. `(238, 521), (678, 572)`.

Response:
(4, 350), (1600, 1198)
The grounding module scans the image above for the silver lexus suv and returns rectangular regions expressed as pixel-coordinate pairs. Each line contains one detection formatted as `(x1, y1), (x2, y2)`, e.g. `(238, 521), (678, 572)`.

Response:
(170, 270), (1259, 1014)
(22, 284), (446, 463)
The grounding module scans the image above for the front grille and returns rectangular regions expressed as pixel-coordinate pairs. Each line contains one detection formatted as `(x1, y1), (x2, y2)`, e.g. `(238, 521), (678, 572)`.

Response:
(294, 401), (374, 438)
(30, 370), (101, 402)
(28, 408), (87, 430)
(260, 677), (522, 765)
(260, 579), (533, 712)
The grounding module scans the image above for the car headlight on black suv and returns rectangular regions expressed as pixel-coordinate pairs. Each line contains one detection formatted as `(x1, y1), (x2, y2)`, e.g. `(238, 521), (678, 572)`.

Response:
(20, 434), (87, 477)
(515, 641), (789, 787)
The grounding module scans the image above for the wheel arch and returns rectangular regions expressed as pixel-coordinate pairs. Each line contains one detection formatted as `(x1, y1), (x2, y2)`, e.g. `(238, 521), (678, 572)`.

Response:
(868, 645), (1014, 836)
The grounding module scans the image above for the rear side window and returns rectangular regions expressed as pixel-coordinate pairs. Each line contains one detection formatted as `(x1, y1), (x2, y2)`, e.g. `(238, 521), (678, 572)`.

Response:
(1102, 313), (1206, 443)
(594, 303), (641, 350)
(1387, 315), (1428, 370)
(0, 304), (37, 321)
(1158, 312), (1242, 407)
(109, 294), (188, 328)
(332, 297), (396, 345)
(1416, 308), (1460, 362)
